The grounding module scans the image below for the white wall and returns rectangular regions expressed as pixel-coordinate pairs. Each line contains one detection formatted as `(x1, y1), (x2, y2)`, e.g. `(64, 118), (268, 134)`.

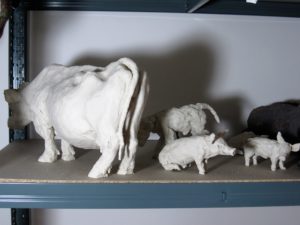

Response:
(28, 11), (300, 135)
(30, 207), (300, 225)
(0, 208), (10, 225)
(1, 11), (300, 225)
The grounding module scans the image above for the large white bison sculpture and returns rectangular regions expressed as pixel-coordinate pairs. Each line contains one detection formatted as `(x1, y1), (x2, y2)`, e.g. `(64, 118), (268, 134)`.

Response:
(4, 58), (149, 178)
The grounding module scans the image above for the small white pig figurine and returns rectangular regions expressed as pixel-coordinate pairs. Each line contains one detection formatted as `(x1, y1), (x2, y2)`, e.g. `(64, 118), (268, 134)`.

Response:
(244, 132), (300, 171)
(158, 133), (236, 175)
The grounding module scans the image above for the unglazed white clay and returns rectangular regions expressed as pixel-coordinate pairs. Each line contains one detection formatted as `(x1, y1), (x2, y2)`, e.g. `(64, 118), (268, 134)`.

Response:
(158, 133), (236, 175)
(4, 58), (149, 178)
(138, 103), (220, 148)
(244, 132), (300, 171)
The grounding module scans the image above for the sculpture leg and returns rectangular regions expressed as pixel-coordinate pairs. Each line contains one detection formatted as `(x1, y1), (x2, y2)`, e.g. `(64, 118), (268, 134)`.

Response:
(61, 139), (75, 161)
(244, 149), (253, 167)
(190, 116), (206, 136)
(34, 121), (59, 163)
(252, 155), (258, 165)
(270, 157), (278, 171)
(163, 126), (176, 144)
(118, 139), (138, 175)
(195, 158), (205, 175)
(88, 139), (119, 178)
(279, 157), (286, 170)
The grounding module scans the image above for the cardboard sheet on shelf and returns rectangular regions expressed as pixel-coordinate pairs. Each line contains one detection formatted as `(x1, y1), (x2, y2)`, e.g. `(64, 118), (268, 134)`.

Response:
(0, 139), (299, 183)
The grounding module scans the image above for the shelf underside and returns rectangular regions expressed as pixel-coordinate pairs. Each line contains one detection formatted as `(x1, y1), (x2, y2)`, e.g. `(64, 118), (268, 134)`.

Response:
(20, 0), (300, 17)
(0, 140), (300, 184)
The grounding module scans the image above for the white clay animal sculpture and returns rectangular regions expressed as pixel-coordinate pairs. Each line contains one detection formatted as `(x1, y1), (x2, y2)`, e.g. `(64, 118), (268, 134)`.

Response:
(244, 132), (300, 171)
(158, 133), (236, 175)
(138, 103), (220, 148)
(4, 58), (149, 178)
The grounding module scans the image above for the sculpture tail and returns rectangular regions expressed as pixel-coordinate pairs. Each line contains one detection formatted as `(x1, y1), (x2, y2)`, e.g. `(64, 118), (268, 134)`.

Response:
(196, 103), (220, 123)
(116, 58), (140, 160)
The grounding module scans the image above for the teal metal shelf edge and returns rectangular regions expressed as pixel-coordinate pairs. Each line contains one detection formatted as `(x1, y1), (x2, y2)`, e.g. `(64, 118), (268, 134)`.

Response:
(1, 182), (300, 208)
(20, 0), (300, 17)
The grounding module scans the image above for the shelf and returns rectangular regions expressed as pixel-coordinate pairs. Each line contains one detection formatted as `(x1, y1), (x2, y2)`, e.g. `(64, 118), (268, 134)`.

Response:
(0, 140), (300, 208)
(6, 0), (300, 219)
(19, 0), (300, 17)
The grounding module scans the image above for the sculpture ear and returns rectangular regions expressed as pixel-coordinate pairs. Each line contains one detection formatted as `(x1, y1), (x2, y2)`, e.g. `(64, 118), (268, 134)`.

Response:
(292, 143), (300, 152)
(276, 132), (285, 144)
(209, 133), (216, 143)
(4, 89), (21, 103)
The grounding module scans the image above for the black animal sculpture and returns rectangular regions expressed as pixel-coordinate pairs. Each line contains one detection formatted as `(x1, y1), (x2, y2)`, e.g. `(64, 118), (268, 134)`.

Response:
(247, 101), (300, 144)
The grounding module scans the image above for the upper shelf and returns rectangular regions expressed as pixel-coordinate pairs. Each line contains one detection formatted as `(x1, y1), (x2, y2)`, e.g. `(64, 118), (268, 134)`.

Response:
(20, 0), (300, 17)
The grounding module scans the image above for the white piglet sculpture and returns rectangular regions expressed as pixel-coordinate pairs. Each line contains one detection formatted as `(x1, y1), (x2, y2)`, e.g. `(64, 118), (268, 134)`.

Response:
(244, 132), (300, 171)
(158, 133), (236, 175)
(4, 58), (149, 178)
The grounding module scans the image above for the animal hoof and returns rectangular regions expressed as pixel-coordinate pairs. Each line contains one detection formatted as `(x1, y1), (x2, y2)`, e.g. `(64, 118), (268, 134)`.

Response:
(88, 170), (108, 178)
(162, 164), (181, 171)
(38, 153), (57, 163)
(117, 169), (134, 175)
(62, 154), (75, 161)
